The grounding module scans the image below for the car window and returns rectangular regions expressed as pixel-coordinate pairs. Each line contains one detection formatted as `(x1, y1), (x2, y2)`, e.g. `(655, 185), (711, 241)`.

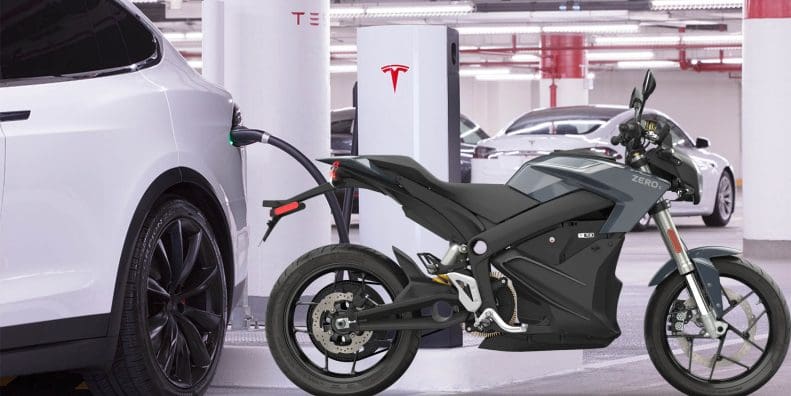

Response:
(505, 119), (606, 136)
(646, 115), (693, 148)
(0, 0), (157, 82)
(667, 121), (693, 148)
(460, 118), (487, 144)
(331, 119), (353, 136)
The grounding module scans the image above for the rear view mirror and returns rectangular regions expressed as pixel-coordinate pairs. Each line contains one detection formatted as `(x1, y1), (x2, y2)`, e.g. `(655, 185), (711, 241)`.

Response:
(629, 87), (642, 109)
(642, 70), (656, 101)
(695, 137), (710, 149)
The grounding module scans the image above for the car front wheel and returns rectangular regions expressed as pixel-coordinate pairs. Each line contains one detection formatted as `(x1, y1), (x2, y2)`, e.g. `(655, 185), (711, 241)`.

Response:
(703, 173), (735, 227)
(86, 198), (228, 395)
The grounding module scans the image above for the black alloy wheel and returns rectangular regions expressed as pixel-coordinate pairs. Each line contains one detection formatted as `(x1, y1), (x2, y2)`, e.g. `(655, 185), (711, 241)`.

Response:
(146, 215), (226, 387)
(85, 199), (228, 396)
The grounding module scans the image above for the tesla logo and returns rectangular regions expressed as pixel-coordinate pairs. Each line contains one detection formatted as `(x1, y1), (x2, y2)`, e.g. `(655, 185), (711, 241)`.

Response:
(292, 11), (320, 26)
(381, 64), (410, 93)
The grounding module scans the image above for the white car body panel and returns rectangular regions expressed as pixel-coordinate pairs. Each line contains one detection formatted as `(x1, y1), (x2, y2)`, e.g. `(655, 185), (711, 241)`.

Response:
(472, 108), (731, 218)
(0, 3), (247, 328)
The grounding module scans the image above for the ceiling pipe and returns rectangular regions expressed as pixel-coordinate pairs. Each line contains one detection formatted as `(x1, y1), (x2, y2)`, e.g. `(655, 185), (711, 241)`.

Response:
(676, 28), (741, 72)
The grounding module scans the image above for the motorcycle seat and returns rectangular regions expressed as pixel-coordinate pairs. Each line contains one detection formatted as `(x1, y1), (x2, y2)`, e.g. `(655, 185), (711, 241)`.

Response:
(364, 155), (538, 223)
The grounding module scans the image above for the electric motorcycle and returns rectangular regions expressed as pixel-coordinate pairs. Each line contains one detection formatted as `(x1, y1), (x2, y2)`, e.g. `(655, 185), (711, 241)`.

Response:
(235, 71), (790, 396)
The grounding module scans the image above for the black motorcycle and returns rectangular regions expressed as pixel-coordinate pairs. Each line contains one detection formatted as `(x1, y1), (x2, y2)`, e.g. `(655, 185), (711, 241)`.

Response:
(238, 71), (790, 395)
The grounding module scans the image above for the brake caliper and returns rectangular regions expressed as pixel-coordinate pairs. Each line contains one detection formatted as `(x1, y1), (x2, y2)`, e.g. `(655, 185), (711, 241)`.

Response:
(668, 300), (694, 333)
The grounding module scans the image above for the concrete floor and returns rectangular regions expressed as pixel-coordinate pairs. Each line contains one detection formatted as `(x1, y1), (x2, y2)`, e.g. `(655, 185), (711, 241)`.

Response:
(208, 193), (791, 395)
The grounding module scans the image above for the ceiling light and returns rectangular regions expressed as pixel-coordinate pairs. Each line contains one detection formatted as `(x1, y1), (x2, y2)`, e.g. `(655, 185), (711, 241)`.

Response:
(698, 57), (742, 64)
(330, 44), (357, 53)
(511, 53), (541, 62)
(617, 60), (679, 69)
(330, 3), (473, 18)
(329, 7), (366, 18)
(682, 34), (742, 44)
(651, 0), (743, 11)
(366, 4), (474, 17)
(163, 32), (202, 42)
(459, 45), (480, 51)
(330, 64), (358, 74)
(476, 73), (540, 81)
(587, 51), (655, 61)
(456, 26), (541, 35)
(459, 67), (511, 77)
(543, 24), (639, 34)
(595, 36), (681, 46)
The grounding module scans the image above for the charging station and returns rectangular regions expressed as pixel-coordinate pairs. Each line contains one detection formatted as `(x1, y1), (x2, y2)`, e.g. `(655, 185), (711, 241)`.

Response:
(357, 25), (462, 348)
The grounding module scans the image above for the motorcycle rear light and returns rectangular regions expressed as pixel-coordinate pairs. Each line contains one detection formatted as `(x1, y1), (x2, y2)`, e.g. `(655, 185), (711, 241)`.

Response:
(473, 146), (496, 159)
(330, 160), (341, 182)
(273, 201), (300, 216)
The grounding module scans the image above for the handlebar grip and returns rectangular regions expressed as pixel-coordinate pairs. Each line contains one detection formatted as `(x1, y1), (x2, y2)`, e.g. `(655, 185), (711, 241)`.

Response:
(611, 135), (622, 145)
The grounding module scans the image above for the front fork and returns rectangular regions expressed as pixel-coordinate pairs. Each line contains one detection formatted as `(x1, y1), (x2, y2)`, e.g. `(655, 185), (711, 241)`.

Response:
(640, 164), (728, 338)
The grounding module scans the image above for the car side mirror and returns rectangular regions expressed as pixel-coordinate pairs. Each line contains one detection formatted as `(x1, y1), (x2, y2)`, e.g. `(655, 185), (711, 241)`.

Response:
(695, 137), (710, 149)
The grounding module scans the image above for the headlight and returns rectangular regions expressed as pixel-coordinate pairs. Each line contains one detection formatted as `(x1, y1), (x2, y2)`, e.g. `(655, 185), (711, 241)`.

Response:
(473, 146), (496, 159)
(588, 146), (622, 159)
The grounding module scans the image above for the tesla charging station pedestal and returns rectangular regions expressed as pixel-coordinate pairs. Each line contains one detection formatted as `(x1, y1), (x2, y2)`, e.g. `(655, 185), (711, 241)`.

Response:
(354, 25), (582, 391)
(357, 25), (461, 348)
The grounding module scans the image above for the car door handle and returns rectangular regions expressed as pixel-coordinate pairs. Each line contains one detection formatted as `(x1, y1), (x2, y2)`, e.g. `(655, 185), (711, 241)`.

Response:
(0, 110), (31, 122)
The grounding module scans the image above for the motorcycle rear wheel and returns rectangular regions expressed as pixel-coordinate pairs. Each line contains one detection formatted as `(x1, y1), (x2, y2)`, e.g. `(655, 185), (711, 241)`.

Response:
(265, 244), (421, 396)
(645, 256), (790, 396)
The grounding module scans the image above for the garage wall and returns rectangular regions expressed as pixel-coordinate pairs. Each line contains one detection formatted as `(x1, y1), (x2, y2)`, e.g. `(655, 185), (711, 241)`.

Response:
(331, 70), (742, 177)
(459, 78), (535, 136)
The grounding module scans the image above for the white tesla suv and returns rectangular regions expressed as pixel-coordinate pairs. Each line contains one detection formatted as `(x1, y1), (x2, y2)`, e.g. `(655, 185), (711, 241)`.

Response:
(0, 0), (248, 394)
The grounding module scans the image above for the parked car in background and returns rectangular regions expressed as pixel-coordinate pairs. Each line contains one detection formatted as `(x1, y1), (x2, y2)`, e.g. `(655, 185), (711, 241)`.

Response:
(0, 1), (247, 394)
(331, 108), (488, 213)
(472, 105), (735, 229)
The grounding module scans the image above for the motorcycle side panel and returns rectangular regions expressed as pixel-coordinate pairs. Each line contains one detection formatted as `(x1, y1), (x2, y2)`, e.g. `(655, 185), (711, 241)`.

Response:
(508, 154), (671, 233)
(486, 230), (626, 351)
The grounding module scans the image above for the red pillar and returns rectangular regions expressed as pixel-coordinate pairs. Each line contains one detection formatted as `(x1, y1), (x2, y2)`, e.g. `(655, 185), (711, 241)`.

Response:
(539, 33), (587, 108)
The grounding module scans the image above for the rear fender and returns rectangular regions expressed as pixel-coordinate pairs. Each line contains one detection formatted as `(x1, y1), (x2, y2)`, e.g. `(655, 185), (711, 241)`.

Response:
(649, 246), (741, 317)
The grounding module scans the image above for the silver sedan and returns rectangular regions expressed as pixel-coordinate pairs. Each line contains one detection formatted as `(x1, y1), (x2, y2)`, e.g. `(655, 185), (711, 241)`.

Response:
(472, 105), (735, 229)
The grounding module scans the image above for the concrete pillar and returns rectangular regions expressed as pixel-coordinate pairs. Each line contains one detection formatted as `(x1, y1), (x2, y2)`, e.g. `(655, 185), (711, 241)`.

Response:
(203, 0), (331, 300)
(539, 33), (588, 108)
(742, 0), (791, 259)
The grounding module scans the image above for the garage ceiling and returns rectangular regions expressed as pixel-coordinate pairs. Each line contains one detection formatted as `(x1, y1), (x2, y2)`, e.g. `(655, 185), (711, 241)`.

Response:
(134, 0), (744, 74)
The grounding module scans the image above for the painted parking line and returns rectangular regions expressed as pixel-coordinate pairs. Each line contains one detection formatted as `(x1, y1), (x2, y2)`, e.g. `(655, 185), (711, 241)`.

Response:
(584, 333), (768, 370)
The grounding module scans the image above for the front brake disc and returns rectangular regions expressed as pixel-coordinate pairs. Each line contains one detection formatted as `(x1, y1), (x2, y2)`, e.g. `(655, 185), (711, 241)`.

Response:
(674, 287), (756, 368)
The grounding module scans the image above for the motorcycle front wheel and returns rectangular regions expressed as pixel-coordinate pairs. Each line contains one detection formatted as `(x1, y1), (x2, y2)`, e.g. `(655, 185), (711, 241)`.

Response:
(265, 244), (421, 396)
(645, 256), (790, 396)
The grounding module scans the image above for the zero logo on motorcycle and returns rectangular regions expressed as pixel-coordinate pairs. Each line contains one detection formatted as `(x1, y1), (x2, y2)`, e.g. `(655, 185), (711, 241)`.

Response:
(632, 174), (662, 189)
(381, 64), (410, 93)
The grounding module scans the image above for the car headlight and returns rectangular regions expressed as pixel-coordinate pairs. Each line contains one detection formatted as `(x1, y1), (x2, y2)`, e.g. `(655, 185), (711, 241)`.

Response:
(473, 146), (496, 159)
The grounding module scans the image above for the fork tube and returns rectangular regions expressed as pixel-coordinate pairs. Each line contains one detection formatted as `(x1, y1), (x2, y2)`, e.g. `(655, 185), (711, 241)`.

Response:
(637, 163), (721, 337)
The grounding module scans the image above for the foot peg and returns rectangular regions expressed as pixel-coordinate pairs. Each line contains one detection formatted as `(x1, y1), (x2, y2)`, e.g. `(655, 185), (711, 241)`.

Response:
(475, 308), (528, 334)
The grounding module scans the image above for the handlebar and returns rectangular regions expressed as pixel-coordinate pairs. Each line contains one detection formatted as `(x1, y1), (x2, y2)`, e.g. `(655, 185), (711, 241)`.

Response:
(611, 119), (671, 155)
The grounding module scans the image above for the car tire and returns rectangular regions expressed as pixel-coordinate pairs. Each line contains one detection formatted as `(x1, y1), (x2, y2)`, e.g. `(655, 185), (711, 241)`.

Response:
(85, 198), (228, 395)
(702, 172), (735, 227)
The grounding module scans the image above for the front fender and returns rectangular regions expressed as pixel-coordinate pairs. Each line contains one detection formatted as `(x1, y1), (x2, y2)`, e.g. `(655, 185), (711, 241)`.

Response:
(649, 246), (741, 317)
